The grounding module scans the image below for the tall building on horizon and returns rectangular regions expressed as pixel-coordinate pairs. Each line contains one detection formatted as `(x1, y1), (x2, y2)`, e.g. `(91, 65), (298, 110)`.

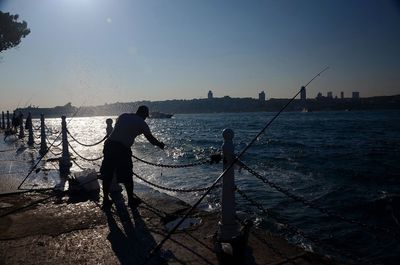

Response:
(352, 91), (360, 99)
(341, 91), (344, 99)
(300, 86), (306, 100)
(300, 86), (307, 111)
(327, 92), (333, 99)
(258, 91), (266, 101)
(208, 90), (213, 99)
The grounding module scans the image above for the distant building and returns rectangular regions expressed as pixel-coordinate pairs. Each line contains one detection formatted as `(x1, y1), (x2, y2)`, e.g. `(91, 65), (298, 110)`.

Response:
(300, 86), (306, 101)
(258, 91), (266, 101)
(316, 92), (323, 99)
(341, 91), (344, 99)
(352, 91), (360, 99)
(327, 92), (333, 99)
(208, 90), (213, 99)
(300, 86), (307, 111)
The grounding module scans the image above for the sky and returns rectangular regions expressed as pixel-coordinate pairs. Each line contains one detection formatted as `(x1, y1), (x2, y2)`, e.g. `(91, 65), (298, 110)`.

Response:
(1, 0), (400, 110)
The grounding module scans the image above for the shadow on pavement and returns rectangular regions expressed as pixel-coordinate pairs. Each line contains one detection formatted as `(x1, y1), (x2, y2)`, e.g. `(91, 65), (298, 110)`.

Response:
(105, 196), (168, 265)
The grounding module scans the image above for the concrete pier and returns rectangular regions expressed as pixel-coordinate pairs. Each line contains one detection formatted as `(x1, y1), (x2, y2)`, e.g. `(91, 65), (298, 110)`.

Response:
(0, 129), (343, 265)
(0, 188), (342, 265)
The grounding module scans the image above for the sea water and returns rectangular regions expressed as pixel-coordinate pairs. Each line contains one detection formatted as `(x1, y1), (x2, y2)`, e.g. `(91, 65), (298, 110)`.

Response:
(1, 110), (399, 264)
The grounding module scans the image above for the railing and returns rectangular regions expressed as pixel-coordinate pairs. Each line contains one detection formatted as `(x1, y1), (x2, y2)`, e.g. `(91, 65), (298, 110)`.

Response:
(1, 107), (398, 265)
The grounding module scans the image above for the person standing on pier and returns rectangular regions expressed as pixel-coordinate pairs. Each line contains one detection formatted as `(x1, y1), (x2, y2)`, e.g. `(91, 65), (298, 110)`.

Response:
(100, 105), (165, 209)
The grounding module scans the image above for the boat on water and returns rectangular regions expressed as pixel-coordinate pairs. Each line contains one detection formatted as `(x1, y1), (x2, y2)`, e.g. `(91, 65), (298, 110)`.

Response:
(149, 112), (173, 119)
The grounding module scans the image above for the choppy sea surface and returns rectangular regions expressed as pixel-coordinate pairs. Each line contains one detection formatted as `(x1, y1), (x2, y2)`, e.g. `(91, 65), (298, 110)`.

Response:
(1, 110), (400, 265)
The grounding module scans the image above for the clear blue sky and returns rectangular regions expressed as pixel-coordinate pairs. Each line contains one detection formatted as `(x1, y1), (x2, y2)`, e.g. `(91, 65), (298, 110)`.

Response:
(1, 0), (400, 110)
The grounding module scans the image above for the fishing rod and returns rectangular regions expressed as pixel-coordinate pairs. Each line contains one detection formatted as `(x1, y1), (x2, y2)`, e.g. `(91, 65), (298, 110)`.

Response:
(304, 67), (329, 88)
(141, 66), (330, 265)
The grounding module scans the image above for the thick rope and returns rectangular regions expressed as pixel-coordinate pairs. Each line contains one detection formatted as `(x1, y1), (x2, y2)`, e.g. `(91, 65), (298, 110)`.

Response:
(45, 136), (62, 147)
(133, 171), (220, 193)
(132, 154), (210, 168)
(240, 162), (400, 238)
(17, 106), (83, 190)
(68, 142), (104, 161)
(48, 148), (62, 157)
(142, 86), (310, 265)
(72, 159), (87, 171)
(236, 186), (313, 241)
(236, 186), (269, 215)
(236, 186), (362, 264)
(67, 129), (107, 147)
(44, 125), (59, 135)
(17, 132), (62, 190)
(140, 70), (330, 264)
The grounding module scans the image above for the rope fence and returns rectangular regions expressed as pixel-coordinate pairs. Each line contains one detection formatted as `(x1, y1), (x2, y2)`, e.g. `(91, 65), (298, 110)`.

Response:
(47, 148), (63, 157)
(236, 186), (362, 264)
(71, 158), (87, 171)
(45, 136), (62, 147)
(239, 161), (400, 238)
(132, 171), (221, 193)
(44, 125), (59, 135)
(68, 142), (104, 162)
(67, 129), (107, 147)
(132, 153), (221, 169)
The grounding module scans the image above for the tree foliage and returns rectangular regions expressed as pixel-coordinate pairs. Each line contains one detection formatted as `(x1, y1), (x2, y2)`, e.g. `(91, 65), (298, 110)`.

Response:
(0, 11), (30, 53)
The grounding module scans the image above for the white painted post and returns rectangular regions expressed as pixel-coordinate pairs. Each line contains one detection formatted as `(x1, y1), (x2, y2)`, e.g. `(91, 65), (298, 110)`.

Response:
(27, 112), (34, 146)
(218, 128), (240, 241)
(6, 111), (10, 129)
(59, 116), (71, 176)
(39, 114), (48, 156)
(18, 113), (24, 139)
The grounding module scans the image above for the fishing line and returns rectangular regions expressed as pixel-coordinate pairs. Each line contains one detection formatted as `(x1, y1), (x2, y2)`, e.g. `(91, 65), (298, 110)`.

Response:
(141, 67), (329, 264)
(22, 94), (34, 109)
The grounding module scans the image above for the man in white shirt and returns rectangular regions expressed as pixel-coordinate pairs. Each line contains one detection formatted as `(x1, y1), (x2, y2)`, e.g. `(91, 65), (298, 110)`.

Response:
(100, 105), (165, 209)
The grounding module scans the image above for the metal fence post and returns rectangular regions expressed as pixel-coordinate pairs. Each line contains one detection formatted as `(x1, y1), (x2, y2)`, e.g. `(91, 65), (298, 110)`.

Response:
(18, 113), (24, 139)
(39, 114), (48, 156)
(27, 112), (34, 146)
(218, 128), (240, 241)
(1, 111), (4, 129)
(59, 116), (71, 176)
(106, 118), (113, 136)
(6, 111), (10, 129)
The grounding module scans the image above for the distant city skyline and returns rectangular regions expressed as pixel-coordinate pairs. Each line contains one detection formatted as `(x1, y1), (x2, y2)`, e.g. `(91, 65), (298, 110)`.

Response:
(15, 89), (373, 109)
(207, 89), (362, 101)
(1, 0), (400, 110)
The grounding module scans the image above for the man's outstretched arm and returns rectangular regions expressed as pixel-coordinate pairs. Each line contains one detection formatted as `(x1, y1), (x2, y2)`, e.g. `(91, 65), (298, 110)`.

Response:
(144, 133), (165, 149)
